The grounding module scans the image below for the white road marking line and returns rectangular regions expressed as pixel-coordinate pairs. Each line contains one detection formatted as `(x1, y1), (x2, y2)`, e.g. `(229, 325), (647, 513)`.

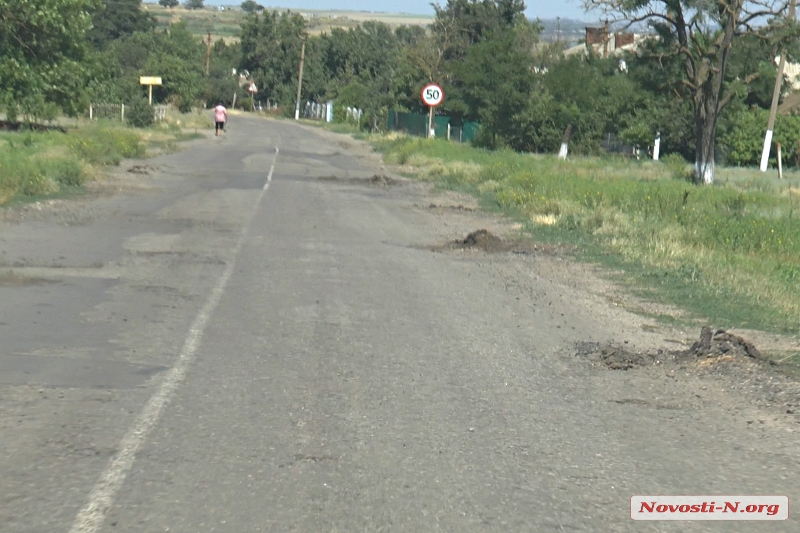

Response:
(264, 147), (278, 190)
(69, 145), (280, 533)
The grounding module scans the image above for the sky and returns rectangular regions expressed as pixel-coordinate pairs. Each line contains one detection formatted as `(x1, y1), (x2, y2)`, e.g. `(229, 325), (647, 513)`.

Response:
(201, 1), (589, 21)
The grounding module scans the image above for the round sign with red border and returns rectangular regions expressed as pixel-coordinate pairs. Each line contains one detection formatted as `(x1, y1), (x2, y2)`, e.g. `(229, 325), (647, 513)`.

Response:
(421, 83), (444, 107)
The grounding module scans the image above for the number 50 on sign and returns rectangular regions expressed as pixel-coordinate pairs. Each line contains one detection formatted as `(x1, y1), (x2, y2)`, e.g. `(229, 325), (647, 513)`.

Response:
(421, 84), (444, 107)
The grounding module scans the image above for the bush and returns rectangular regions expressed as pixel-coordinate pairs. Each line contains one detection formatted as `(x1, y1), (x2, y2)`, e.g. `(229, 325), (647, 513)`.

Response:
(661, 153), (692, 181)
(126, 99), (155, 128)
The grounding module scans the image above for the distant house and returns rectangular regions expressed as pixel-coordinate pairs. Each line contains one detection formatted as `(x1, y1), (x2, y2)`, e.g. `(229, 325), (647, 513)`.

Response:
(563, 26), (647, 58)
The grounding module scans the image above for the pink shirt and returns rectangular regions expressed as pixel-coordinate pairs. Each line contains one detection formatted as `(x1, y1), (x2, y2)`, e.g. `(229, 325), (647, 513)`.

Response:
(214, 105), (227, 122)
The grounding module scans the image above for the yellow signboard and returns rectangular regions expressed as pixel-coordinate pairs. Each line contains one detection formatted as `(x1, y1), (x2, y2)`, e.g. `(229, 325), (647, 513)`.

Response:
(139, 77), (162, 85)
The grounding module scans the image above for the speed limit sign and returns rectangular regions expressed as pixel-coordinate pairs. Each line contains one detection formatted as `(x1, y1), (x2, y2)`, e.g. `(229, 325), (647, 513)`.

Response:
(421, 83), (444, 107)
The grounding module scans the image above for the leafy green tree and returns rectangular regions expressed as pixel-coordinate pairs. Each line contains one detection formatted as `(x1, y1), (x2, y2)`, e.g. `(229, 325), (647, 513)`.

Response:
(184, 0), (203, 10)
(206, 39), (241, 106)
(90, 22), (206, 111)
(240, 0), (262, 14)
(240, 11), (313, 105)
(584, 0), (798, 184)
(159, 0), (179, 7)
(455, 29), (535, 148)
(0, 0), (99, 120)
(88, 0), (155, 48)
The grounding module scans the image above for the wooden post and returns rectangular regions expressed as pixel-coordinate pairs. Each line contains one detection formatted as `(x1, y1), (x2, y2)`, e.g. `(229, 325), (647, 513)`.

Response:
(761, 0), (796, 171)
(205, 32), (212, 76)
(232, 91), (237, 110)
(148, 84), (153, 105)
(294, 34), (307, 121)
(121, 104), (125, 122)
(89, 104), (93, 120)
(778, 142), (783, 179)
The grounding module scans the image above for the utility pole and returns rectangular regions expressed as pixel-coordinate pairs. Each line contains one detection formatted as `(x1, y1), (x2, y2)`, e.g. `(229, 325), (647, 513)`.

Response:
(761, 0), (797, 172)
(603, 19), (610, 58)
(205, 32), (212, 76)
(294, 34), (307, 121)
(557, 17), (561, 43)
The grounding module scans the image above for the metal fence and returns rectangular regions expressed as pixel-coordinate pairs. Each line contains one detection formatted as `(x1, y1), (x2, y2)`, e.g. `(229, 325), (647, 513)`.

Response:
(303, 101), (334, 122)
(89, 103), (168, 122)
(89, 103), (125, 121)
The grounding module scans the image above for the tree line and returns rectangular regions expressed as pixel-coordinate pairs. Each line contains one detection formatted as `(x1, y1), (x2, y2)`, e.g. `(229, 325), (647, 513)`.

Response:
(1, 0), (798, 183)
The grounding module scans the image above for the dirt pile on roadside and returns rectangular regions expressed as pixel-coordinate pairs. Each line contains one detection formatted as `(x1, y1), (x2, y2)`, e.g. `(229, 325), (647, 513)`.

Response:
(460, 229), (504, 251)
(575, 341), (651, 370)
(575, 328), (766, 372)
(683, 326), (763, 360)
(368, 174), (397, 186)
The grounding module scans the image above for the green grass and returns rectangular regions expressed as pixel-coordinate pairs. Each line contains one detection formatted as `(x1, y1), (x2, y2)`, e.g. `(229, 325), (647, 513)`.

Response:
(376, 136), (800, 336)
(0, 114), (207, 205)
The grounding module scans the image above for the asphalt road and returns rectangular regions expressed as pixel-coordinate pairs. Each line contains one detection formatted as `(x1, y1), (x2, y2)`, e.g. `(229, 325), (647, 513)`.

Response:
(1, 116), (798, 532)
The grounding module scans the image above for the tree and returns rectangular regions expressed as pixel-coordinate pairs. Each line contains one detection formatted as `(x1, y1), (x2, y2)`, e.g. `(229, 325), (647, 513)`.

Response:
(240, 11), (312, 105)
(456, 29), (536, 148)
(88, 0), (155, 48)
(184, 0), (204, 10)
(584, 0), (797, 184)
(0, 0), (99, 120)
(240, 0), (262, 13)
(159, 0), (179, 7)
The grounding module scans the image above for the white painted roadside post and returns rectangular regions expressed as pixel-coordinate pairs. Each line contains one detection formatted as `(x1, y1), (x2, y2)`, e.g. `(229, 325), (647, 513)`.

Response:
(653, 131), (661, 161)
(778, 142), (783, 179)
(558, 124), (573, 160)
(761, 0), (796, 172)
(139, 77), (162, 105)
(421, 83), (444, 138)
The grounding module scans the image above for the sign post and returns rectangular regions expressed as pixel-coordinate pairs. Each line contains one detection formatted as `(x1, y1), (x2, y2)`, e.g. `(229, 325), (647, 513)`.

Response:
(421, 83), (444, 138)
(247, 83), (258, 110)
(139, 77), (163, 105)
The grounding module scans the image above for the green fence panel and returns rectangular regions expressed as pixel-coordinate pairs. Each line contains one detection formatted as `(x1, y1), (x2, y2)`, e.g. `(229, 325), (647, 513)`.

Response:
(434, 115), (450, 139)
(462, 121), (480, 143)
(388, 111), (480, 143)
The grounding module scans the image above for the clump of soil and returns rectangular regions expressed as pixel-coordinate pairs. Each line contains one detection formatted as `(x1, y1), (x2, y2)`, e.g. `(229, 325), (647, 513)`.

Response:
(127, 165), (153, 175)
(428, 229), (541, 254)
(575, 341), (650, 370)
(461, 229), (503, 250)
(683, 326), (763, 360)
(368, 174), (397, 186)
(575, 327), (765, 372)
(426, 203), (476, 212)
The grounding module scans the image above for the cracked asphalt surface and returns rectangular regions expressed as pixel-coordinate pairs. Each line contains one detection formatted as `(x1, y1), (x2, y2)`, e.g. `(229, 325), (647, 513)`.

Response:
(1, 116), (798, 532)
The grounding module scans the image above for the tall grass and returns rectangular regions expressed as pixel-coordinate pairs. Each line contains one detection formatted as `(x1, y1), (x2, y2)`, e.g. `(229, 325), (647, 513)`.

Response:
(0, 123), (146, 203)
(379, 136), (800, 334)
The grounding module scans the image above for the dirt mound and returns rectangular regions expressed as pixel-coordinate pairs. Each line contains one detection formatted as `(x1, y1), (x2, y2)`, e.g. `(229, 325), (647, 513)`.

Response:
(575, 341), (650, 370)
(574, 328), (765, 372)
(127, 165), (153, 175)
(368, 174), (397, 186)
(426, 203), (476, 212)
(462, 229), (502, 248)
(684, 326), (763, 360)
(428, 229), (542, 254)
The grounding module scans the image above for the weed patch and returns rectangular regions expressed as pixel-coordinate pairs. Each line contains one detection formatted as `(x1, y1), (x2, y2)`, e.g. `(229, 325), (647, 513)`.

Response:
(381, 137), (800, 335)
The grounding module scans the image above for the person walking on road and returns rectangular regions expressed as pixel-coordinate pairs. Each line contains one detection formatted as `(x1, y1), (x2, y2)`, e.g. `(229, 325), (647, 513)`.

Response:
(214, 102), (227, 136)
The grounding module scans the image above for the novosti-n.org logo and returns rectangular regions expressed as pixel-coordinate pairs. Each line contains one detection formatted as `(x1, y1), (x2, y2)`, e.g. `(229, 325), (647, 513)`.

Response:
(631, 496), (789, 520)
